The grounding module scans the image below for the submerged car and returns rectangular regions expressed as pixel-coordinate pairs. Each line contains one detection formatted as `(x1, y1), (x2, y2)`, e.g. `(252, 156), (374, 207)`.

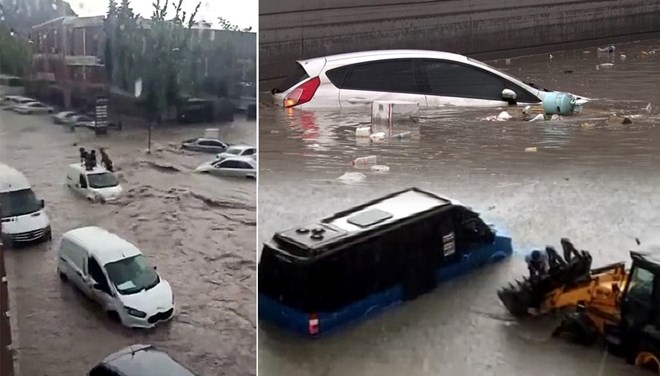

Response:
(3, 96), (37, 111)
(215, 145), (257, 161)
(58, 226), (175, 328)
(69, 114), (96, 129)
(195, 156), (257, 179)
(181, 137), (228, 154)
(89, 344), (198, 376)
(66, 163), (123, 202)
(272, 50), (588, 109)
(52, 111), (78, 124)
(259, 187), (512, 337)
(13, 101), (54, 114)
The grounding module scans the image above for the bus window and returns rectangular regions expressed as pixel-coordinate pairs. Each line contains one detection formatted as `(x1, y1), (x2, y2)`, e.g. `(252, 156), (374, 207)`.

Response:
(454, 207), (495, 251)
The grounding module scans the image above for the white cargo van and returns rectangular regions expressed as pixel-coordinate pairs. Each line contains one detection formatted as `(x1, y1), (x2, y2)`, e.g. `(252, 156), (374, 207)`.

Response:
(0, 163), (52, 246)
(66, 163), (122, 202)
(57, 226), (175, 328)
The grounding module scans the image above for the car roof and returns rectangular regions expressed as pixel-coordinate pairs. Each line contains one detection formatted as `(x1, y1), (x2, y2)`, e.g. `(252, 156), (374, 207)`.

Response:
(0, 163), (31, 192)
(226, 145), (255, 151)
(298, 49), (471, 75)
(102, 344), (197, 376)
(62, 226), (141, 265)
(217, 156), (256, 164)
(68, 163), (110, 175)
(196, 137), (224, 142)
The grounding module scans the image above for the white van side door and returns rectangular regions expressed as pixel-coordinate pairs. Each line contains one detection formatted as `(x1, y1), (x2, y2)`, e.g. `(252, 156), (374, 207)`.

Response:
(86, 256), (116, 311)
(59, 238), (88, 292)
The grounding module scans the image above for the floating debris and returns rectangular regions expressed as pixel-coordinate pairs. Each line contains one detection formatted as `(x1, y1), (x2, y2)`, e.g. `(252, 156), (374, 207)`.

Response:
(524, 147), (538, 153)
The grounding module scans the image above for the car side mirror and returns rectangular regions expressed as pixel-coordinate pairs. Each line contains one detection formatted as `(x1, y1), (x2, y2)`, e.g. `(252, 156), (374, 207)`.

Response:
(153, 266), (157, 271)
(40, 199), (45, 208)
(502, 89), (517, 105)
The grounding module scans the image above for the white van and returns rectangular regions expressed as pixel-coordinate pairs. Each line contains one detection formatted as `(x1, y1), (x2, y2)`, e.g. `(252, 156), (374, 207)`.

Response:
(57, 226), (174, 328)
(0, 163), (52, 246)
(66, 163), (122, 202)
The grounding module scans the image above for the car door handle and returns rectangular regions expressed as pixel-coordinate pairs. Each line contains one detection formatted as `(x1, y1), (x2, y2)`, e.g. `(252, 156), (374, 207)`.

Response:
(347, 97), (372, 104)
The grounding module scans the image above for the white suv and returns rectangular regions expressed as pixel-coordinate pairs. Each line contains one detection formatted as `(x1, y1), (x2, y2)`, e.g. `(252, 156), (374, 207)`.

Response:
(272, 50), (586, 109)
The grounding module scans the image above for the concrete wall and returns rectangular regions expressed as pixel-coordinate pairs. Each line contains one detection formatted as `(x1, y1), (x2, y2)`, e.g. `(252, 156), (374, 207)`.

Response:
(259, 0), (660, 84)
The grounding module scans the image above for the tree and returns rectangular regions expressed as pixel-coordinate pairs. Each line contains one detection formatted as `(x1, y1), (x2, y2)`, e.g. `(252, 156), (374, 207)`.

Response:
(0, 25), (32, 76)
(139, 0), (200, 121)
(217, 17), (251, 32)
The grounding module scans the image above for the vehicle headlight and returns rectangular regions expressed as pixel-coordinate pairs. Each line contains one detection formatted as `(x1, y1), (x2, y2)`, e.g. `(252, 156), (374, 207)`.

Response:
(125, 306), (147, 318)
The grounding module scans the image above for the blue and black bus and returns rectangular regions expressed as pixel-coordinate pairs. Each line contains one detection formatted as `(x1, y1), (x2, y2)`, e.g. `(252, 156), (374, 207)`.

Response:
(258, 188), (513, 337)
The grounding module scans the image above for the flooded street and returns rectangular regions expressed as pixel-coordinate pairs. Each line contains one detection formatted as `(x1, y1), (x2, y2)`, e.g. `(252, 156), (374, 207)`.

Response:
(258, 39), (660, 375)
(0, 112), (256, 375)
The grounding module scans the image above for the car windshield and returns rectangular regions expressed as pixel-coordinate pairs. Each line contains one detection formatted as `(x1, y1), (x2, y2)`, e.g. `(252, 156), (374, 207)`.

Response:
(104, 255), (160, 295)
(87, 172), (119, 188)
(76, 116), (93, 122)
(0, 189), (42, 217)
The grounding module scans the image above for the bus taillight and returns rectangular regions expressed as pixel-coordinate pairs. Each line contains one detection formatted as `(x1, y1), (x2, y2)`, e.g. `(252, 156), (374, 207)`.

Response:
(308, 313), (319, 335)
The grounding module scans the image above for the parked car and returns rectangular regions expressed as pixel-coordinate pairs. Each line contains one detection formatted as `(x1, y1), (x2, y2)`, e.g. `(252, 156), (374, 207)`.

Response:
(57, 226), (175, 328)
(3, 96), (37, 110)
(215, 145), (257, 161)
(52, 111), (78, 124)
(195, 156), (256, 179)
(13, 101), (54, 114)
(88, 344), (198, 376)
(271, 50), (588, 109)
(181, 137), (228, 153)
(66, 163), (122, 202)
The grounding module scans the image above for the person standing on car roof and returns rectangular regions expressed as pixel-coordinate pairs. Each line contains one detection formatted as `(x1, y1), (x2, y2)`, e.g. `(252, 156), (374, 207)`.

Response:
(99, 148), (113, 172)
(85, 150), (97, 171)
(79, 147), (88, 164)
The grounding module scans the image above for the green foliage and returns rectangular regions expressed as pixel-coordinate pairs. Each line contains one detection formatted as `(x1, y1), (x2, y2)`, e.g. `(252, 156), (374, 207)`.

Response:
(104, 0), (250, 121)
(217, 17), (252, 32)
(0, 25), (32, 76)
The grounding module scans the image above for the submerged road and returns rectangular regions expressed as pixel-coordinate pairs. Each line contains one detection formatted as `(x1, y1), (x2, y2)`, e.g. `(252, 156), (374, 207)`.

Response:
(0, 112), (256, 375)
(258, 39), (660, 375)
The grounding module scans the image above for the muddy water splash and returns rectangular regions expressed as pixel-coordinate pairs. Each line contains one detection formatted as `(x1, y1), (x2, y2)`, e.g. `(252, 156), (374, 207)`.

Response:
(0, 113), (256, 376)
(258, 39), (660, 376)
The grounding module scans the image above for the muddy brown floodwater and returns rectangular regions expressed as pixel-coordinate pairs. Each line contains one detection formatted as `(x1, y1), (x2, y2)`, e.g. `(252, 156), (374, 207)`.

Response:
(258, 39), (660, 375)
(0, 113), (256, 375)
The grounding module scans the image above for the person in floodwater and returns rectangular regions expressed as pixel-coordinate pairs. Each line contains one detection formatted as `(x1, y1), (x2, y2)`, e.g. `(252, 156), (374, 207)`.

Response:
(525, 249), (549, 280)
(79, 147), (88, 164)
(100, 148), (113, 172)
(85, 150), (97, 171)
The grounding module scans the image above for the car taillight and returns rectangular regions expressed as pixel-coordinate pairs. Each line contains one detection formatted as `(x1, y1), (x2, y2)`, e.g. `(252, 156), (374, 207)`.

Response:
(284, 77), (320, 108)
(308, 313), (319, 335)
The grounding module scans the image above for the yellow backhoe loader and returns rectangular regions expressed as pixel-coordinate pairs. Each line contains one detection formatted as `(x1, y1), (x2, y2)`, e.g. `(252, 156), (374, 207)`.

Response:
(498, 239), (660, 373)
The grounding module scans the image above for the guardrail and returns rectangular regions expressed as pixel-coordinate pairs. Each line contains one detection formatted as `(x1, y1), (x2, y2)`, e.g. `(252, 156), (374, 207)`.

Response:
(0, 205), (15, 376)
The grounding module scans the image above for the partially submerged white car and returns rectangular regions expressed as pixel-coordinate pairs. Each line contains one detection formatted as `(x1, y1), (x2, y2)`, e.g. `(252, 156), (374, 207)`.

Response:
(13, 101), (54, 114)
(272, 50), (588, 109)
(195, 156), (256, 179)
(66, 163), (123, 202)
(215, 145), (257, 161)
(57, 226), (174, 328)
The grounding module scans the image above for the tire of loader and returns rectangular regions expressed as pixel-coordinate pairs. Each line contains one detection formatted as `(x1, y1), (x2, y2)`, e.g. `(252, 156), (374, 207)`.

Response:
(552, 313), (598, 346)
